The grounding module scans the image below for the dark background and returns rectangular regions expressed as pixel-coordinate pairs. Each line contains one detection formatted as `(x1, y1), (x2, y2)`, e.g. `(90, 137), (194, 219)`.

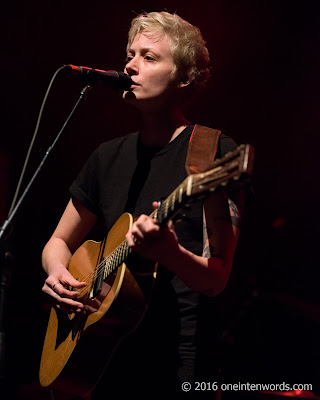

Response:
(1, 0), (320, 398)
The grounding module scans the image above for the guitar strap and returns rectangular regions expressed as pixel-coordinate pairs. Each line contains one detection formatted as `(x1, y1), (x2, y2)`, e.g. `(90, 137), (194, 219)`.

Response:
(185, 124), (221, 175)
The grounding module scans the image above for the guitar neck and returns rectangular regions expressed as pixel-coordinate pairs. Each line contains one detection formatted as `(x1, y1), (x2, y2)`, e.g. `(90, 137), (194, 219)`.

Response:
(95, 143), (253, 293)
(90, 239), (131, 298)
(151, 143), (252, 226)
(150, 178), (191, 226)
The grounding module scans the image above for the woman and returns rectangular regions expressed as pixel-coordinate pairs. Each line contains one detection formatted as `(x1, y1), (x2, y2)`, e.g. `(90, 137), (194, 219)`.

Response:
(42, 11), (244, 398)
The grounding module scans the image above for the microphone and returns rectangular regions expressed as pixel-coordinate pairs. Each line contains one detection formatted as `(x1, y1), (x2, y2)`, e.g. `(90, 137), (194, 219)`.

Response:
(64, 64), (132, 90)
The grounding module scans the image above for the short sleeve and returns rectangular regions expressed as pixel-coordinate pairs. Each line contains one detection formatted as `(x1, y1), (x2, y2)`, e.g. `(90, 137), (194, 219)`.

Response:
(216, 133), (238, 159)
(69, 147), (101, 215)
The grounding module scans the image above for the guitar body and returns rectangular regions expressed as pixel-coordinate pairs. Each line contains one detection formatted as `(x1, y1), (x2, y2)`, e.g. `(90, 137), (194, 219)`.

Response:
(39, 213), (157, 396)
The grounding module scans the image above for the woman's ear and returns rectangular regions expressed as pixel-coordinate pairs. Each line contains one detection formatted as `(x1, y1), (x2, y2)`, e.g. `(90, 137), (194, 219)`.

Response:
(175, 71), (192, 88)
(178, 80), (191, 88)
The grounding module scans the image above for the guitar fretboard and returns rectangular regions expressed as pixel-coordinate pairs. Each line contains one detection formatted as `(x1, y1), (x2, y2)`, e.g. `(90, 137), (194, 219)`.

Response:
(151, 178), (191, 225)
(103, 241), (131, 279)
(93, 143), (253, 294)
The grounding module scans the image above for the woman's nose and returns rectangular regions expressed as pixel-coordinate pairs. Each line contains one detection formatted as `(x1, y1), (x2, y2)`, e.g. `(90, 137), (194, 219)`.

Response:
(125, 57), (138, 75)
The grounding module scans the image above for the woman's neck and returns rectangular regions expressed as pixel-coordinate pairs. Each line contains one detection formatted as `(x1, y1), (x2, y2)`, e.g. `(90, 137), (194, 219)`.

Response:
(138, 108), (190, 147)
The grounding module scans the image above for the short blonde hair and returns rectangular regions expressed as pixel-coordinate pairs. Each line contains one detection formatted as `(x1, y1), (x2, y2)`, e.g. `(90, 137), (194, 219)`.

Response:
(127, 11), (210, 89)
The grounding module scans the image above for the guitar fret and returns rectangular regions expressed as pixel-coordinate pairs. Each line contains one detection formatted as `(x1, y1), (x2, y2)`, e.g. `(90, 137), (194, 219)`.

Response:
(105, 261), (110, 279)
(110, 255), (114, 270)
(105, 264), (108, 279)
(103, 260), (107, 279)
(171, 190), (176, 211)
(116, 249), (119, 265)
(164, 199), (169, 218)
(101, 241), (130, 281)
(153, 208), (158, 220)
(186, 176), (193, 196)
(179, 186), (183, 203)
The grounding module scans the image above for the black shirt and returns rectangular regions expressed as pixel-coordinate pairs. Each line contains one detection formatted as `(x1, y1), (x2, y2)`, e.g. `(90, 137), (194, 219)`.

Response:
(69, 125), (237, 396)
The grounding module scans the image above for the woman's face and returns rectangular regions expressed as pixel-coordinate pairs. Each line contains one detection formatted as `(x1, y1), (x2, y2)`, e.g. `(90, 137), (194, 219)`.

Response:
(123, 31), (180, 110)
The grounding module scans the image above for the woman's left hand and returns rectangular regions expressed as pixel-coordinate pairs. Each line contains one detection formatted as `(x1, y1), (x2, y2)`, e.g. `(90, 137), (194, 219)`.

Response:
(125, 202), (180, 265)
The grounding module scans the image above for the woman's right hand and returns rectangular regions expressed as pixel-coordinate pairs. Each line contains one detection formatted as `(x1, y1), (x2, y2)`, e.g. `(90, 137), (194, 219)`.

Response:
(42, 265), (87, 314)
(41, 198), (99, 314)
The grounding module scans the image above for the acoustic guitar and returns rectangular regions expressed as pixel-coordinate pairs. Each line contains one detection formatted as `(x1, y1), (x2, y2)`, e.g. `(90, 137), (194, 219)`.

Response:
(39, 144), (254, 396)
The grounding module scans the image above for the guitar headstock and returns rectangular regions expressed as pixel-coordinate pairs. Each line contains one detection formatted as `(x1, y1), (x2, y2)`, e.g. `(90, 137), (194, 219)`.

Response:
(190, 144), (255, 196)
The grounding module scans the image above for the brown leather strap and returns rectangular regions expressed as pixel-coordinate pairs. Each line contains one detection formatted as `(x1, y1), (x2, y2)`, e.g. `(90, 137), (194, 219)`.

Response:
(185, 124), (221, 175)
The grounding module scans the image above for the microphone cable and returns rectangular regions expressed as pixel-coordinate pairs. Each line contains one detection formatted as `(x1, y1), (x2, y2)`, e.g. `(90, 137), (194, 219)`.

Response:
(8, 65), (67, 216)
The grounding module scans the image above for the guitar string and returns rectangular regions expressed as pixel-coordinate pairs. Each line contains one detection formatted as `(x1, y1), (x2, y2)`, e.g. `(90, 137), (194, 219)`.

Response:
(75, 199), (168, 299)
(75, 239), (129, 299)
(71, 171), (232, 300)
(73, 179), (188, 300)
(74, 177), (210, 300)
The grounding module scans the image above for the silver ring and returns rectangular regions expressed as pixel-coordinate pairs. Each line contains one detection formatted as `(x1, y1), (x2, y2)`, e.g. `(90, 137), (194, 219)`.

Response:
(52, 282), (60, 291)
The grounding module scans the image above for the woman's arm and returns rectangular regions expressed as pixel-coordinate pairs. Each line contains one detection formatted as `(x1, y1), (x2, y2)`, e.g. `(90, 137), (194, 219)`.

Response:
(41, 197), (97, 312)
(125, 189), (246, 296)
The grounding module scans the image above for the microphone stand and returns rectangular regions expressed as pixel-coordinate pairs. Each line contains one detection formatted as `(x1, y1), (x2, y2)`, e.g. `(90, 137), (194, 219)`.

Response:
(0, 84), (91, 397)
